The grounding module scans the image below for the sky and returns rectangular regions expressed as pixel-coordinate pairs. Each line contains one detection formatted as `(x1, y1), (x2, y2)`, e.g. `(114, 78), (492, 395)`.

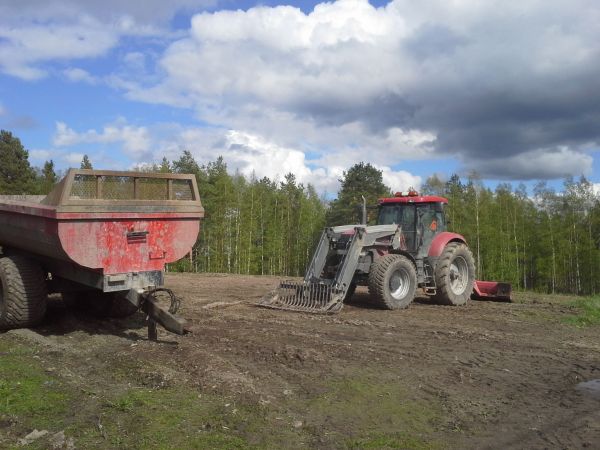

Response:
(0, 0), (599, 196)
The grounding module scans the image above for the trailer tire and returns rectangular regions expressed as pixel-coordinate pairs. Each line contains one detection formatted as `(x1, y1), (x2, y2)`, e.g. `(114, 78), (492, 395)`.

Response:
(368, 254), (417, 310)
(0, 255), (47, 330)
(434, 242), (475, 306)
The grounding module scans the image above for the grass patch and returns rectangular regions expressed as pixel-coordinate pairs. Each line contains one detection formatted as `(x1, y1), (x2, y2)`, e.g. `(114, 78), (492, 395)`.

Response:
(89, 386), (266, 449)
(0, 335), (294, 449)
(298, 372), (444, 449)
(0, 340), (69, 425)
(347, 433), (439, 450)
(564, 296), (600, 327)
(0, 335), (445, 449)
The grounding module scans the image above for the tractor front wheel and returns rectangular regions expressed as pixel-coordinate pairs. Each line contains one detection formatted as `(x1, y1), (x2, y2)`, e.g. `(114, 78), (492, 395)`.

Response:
(368, 254), (417, 309)
(434, 243), (475, 306)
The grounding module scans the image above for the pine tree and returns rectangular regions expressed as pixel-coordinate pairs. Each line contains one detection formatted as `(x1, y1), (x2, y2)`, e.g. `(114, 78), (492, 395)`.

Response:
(80, 154), (93, 169)
(0, 130), (36, 194)
(40, 160), (58, 194)
(158, 157), (172, 173)
(327, 162), (391, 226)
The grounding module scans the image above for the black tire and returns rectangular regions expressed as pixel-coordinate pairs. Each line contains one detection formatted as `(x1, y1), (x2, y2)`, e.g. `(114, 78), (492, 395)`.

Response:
(368, 254), (417, 310)
(434, 242), (475, 306)
(0, 255), (47, 330)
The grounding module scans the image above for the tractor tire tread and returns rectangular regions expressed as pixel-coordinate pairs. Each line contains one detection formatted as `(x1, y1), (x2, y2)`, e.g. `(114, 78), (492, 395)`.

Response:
(368, 254), (417, 309)
(434, 242), (475, 306)
(0, 255), (47, 330)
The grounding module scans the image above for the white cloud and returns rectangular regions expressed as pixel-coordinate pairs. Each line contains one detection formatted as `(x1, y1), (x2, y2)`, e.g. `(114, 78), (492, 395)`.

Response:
(120, 0), (600, 181)
(0, 18), (119, 80)
(63, 67), (97, 84)
(4, 0), (598, 183)
(51, 119), (423, 194)
(222, 130), (313, 183)
(0, 0), (215, 25)
(0, 0), (209, 80)
(593, 183), (600, 196)
(53, 120), (151, 159)
(162, 126), (424, 193)
(380, 167), (422, 192)
(29, 149), (52, 162)
(64, 152), (85, 166)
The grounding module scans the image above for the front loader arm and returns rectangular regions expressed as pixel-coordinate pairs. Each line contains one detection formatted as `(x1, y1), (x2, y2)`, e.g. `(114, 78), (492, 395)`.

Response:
(259, 224), (400, 313)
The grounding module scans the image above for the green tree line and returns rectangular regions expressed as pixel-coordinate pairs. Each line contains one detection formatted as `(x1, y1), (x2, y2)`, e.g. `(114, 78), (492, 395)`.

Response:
(1, 129), (599, 295)
(0, 130), (59, 195)
(422, 173), (600, 295)
(157, 152), (327, 277)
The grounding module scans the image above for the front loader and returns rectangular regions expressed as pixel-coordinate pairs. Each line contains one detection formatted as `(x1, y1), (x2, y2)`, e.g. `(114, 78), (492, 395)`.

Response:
(260, 190), (511, 313)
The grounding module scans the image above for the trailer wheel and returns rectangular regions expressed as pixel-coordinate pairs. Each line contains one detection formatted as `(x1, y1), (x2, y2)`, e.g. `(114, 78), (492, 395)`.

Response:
(434, 242), (475, 306)
(368, 254), (417, 309)
(0, 255), (47, 330)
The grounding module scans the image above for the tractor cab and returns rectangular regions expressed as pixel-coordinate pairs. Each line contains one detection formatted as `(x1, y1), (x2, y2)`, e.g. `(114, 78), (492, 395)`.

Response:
(376, 190), (448, 255)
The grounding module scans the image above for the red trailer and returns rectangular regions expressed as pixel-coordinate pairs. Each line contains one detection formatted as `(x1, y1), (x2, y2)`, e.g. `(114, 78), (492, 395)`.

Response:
(0, 169), (204, 338)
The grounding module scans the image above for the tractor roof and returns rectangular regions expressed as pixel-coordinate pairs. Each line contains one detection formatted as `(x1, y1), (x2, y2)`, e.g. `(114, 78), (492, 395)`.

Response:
(378, 191), (448, 205)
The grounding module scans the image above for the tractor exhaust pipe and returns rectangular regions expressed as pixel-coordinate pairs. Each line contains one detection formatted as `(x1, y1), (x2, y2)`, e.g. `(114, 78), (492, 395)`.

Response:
(361, 195), (367, 225)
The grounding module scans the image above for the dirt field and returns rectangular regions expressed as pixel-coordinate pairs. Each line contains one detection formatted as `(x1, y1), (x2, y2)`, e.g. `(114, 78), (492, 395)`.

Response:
(1, 273), (599, 449)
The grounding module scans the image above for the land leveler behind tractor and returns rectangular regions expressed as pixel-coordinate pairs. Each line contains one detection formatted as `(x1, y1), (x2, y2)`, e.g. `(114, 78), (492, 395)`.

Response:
(260, 190), (511, 314)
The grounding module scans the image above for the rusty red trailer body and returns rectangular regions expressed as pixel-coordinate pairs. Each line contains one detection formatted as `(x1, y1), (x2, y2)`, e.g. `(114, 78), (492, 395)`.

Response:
(0, 169), (203, 277)
(0, 169), (204, 335)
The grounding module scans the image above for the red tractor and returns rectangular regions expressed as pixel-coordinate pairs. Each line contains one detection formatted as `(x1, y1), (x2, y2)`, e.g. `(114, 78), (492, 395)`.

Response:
(261, 190), (511, 313)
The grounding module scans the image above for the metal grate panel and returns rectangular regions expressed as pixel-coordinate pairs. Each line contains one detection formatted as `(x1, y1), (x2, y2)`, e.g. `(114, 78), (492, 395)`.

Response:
(172, 179), (194, 201)
(137, 177), (169, 200)
(70, 175), (97, 199)
(102, 176), (135, 200)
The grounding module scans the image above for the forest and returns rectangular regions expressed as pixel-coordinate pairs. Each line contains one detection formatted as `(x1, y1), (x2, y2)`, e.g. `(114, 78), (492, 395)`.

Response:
(1, 129), (599, 296)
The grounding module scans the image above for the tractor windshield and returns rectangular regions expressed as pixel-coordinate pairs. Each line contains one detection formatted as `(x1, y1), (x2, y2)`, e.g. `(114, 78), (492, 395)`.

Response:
(378, 202), (446, 228)
(377, 204), (407, 226)
(377, 202), (447, 252)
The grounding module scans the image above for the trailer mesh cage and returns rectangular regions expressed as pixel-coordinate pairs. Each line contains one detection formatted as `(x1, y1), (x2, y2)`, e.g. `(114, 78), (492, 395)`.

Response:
(70, 173), (195, 201)
(30, 169), (204, 213)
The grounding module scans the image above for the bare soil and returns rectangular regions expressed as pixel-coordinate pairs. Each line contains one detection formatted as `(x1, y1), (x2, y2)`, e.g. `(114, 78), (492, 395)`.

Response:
(3, 273), (600, 449)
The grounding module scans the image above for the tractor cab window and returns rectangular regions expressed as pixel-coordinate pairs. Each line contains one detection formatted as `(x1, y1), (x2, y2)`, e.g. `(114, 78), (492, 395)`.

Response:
(377, 204), (402, 225)
(376, 203), (417, 251)
(377, 201), (446, 253)
(416, 202), (446, 248)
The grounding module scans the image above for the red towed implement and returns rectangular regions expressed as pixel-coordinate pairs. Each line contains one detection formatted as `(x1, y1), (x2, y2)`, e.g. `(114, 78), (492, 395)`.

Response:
(0, 169), (204, 338)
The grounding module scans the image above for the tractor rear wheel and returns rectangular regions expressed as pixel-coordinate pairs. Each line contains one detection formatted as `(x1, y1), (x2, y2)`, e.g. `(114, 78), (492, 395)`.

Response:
(434, 242), (475, 306)
(368, 254), (417, 309)
(0, 255), (47, 330)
